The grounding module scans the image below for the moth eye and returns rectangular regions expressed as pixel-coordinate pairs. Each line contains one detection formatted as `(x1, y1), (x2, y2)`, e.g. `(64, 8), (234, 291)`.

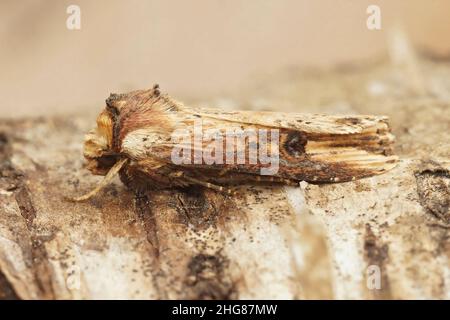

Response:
(105, 93), (123, 117)
(106, 104), (119, 117)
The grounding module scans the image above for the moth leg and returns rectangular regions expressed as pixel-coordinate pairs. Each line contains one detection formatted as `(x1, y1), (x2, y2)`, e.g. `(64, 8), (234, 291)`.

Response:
(216, 173), (299, 187)
(183, 176), (235, 195)
(254, 175), (300, 186)
(218, 168), (229, 176)
(68, 158), (128, 201)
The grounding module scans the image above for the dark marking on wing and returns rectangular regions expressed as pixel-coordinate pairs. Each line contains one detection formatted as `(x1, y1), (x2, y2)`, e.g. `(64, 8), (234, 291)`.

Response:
(283, 131), (307, 157)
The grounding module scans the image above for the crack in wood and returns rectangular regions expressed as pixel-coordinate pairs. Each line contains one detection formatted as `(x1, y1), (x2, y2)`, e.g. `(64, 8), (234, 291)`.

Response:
(364, 224), (391, 299)
(0, 131), (55, 299)
(134, 191), (160, 257)
(0, 269), (19, 300)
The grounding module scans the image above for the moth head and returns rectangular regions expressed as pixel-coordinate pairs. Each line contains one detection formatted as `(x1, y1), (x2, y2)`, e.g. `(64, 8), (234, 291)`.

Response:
(83, 109), (118, 175)
(82, 85), (165, 175)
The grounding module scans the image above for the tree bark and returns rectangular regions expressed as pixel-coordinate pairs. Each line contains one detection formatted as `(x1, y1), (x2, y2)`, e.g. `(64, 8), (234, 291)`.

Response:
(0, 56), (449, 299)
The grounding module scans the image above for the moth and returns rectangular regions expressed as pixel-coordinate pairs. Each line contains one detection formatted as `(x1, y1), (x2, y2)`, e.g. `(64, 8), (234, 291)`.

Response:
(73, 85), (397, 201)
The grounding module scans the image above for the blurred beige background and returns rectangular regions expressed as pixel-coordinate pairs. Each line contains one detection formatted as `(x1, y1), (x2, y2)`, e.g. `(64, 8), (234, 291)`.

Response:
(1, 0), (449, 118)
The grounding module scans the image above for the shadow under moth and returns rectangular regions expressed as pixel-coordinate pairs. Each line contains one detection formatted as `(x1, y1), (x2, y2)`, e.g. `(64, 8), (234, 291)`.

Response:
(72, 85), (397, 201)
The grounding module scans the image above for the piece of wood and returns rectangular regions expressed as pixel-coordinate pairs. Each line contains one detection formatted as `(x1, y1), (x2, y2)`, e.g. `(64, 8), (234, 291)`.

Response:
(0, 56), (449, 299)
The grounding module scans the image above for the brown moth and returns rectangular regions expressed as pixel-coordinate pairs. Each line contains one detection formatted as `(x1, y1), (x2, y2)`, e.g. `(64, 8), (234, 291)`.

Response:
(73, 85), (397, 201)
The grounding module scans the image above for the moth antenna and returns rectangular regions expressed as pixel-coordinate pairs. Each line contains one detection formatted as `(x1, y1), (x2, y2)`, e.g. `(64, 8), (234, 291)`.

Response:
(68, 158), (128, 202)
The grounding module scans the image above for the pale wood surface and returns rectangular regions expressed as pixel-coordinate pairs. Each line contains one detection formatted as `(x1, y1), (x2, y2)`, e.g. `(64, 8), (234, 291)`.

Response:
(0, 57), (449, 299)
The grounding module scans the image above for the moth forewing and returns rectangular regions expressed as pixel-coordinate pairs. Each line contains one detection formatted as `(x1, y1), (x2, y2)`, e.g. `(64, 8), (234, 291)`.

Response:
(160, 106), (398, 182)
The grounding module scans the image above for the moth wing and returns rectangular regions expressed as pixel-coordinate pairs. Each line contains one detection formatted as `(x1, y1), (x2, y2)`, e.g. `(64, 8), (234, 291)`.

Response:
(120, 101), (398, 184)
(179, 106), (398, 182)
(187, 106), (388, 134)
